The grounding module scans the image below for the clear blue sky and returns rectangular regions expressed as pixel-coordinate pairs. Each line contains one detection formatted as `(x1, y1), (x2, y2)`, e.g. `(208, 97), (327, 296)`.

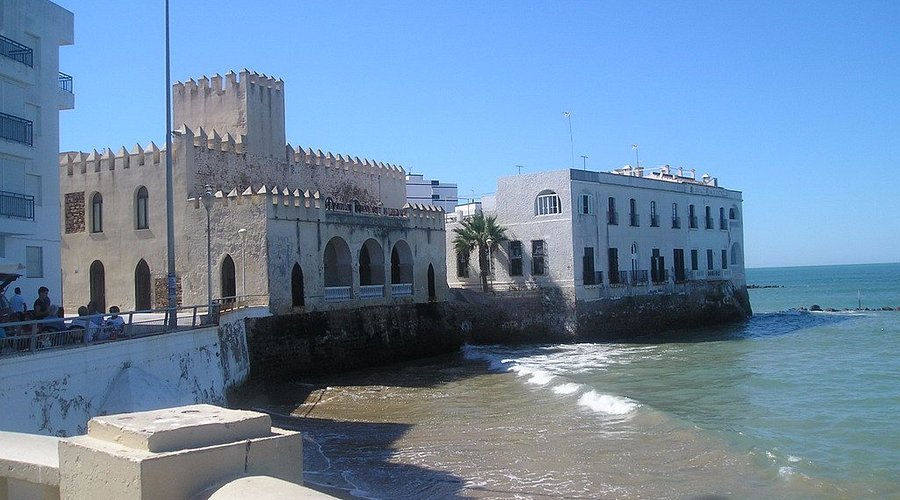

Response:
(54, 0), (900, 268)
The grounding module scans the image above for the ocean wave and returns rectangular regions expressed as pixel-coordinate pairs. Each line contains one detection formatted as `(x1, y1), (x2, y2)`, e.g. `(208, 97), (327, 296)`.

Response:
(577, 390), (639, 415)
(552, 383), (582, 395)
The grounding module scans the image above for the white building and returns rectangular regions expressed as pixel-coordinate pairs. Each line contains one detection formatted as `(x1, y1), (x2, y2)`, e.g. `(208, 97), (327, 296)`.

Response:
(448, 166), (746, 302)
(405, 173), (457, 213)
(0, 0), (73, 304)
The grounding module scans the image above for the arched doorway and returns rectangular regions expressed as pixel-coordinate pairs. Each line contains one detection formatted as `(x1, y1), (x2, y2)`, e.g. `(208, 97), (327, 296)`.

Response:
(427, 264), (436, 301)
(323, 237), (352, 301)
(291, 263), (304, 307)
(89, 260), (106, 312)
(390, 240), (414, 297)
(221, 255), (236, 304)
(134, 259), (151, 311)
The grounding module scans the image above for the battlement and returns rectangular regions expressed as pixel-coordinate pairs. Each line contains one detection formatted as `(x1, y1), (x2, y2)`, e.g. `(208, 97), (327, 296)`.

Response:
(188, 185), (444, 230)
(59, 142), (166, 176)
(287, 145), (406, 180)
(172, 69), (283, 95)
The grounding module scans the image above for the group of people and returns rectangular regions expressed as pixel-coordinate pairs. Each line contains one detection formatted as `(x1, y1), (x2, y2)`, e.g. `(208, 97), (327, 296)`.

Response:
(1, 286), (127, 347)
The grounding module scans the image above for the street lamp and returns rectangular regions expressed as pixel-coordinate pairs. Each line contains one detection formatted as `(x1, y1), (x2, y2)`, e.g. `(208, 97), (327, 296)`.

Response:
(201, 184), (215, 309)
(238, 228), (247, 304)
(486, 237), (493, 291)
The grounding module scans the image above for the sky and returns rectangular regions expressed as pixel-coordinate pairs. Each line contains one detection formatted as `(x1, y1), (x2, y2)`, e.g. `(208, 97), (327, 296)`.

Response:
(54, 0), (900, 268)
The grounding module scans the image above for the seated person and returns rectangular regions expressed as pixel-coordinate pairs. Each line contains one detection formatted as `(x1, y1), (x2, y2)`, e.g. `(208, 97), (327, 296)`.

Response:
(105, 306), (125, 339)
(43, 306), (68, 332)
(69, 306), (99, 343)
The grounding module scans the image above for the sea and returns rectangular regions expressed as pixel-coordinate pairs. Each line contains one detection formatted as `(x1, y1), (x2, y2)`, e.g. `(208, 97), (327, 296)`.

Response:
(245, 263), (900, 499)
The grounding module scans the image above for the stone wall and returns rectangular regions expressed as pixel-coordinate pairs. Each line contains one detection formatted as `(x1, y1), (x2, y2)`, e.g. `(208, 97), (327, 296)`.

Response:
(64, 191), (84, 234)
(244, 303), (463, 379)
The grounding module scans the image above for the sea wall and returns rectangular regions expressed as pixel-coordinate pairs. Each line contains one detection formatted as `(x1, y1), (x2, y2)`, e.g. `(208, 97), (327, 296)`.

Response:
(244, 303), (463, 379)
(0, 317), (251, 437)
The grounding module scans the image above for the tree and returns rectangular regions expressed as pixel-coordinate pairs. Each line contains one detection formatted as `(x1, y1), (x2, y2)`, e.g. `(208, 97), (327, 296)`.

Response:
(452, 212), (508, 292)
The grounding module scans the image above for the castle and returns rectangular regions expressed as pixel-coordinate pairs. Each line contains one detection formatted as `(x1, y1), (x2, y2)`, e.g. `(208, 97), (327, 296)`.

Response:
(59, 69), (448, 313)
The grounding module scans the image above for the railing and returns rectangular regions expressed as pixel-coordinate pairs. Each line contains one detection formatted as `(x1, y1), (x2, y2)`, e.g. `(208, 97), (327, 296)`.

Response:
(1, 305), (219, 358)
(213, 294), (269, 311)
(0, 112), (33, 146)
(719, 218), (728, 230)
(650, 214), (659, 227)
(360, 284), (384, 299)
(629, 213), (640, 227)
(391, 283), (413, 297)
(0, 190), (34, 219)
(651, 269), (668, 284)
(607, 210), (618, 225)
(689, 216), (698, 229)
(584, 271), (603, 286)
(59, 72), (73, 93)
(324, 286), (352, 302)
(672, 217), (681, 229)
(0, 35), (33, 67)
(707, 269), (724, 279)
(630, 269), (649, 285)
(705, 216), (715, 229)
(690, 270), (707, 280)
(612, 270), (629, 286)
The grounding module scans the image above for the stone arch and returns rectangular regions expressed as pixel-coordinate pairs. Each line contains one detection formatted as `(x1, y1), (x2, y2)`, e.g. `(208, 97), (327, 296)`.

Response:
(291, 263), (304, 308)
(390, 240), (414, 284)
(535, 189), (561, 215)
(134, 259), (151, 311)
(89, 260), (106, 312)
(323, 237), (352, 287)
(729, 205), (740, 221)
(221, 255), (236, 303)
(427, 263), (436, 301)
(359, 238), (385, 286)
(730, 242), (743, 266)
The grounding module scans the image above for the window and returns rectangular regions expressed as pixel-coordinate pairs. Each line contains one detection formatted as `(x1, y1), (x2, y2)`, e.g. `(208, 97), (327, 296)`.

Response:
(719, 207), (727, 230)
(456, 251), (470, 278)
(536, 191), (561, 215)
(26, 246), (43, 278)
(705, 206), (714, 229)
(629, 198), (639, 226)
(580, 194), (594, 215)
(136, 186), (149, 229)
(583, 247), (595, 285)
(650, 201), (659, 227)
(707, 249), (714, 270)
(532, 240), (546, 275)
(607, 197), (618, 225)
(509, 241), (523, 276)
(91, 192), (103, 233)
(729, 208), (738, 220)
(672, 202), (681, 228)
(691, 249), (699, 271)
(722, 249), (728, 269)
(608, 248), (620, 284)
(689, 204), (697, 228)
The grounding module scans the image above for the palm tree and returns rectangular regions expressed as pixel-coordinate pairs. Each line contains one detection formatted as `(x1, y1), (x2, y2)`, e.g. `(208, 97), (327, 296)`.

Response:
(452, 212), (508, 292)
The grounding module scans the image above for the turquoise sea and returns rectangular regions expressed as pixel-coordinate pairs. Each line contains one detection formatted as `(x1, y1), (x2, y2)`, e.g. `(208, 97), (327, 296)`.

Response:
(251, 263), (900, 499)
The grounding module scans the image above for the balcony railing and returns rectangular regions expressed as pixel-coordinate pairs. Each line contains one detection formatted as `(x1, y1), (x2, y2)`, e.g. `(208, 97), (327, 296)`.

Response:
(359, 284), (384, 299)
(630, 269), (649, 285)
(629, 213), (640, 227)
(719, 218), (728, 230)
(689, 215), (698, 229)
(59, 72), (73, 93)
(607, 210), (618, 225)
(672, 216), (681, 229)
(705, 216), (715, 229)
(0, 112), (33, 146)
(324, 286), (351, 302)
(584, 270), (603, 286)
(0, 190), (34, 219)
(0, 35), (33, 67)
(650, 214), (659, 227)
(611, 270), (628, 285)
(651, 269), (668, 284)
(391, 283), (413, 297)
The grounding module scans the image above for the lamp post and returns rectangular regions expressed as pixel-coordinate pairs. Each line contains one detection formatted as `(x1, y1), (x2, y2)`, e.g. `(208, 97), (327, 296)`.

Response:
(201, 184), (214, 309)
(632, 144), (640, 168)
(164, 0), (177, 327)
(563, 111), (574, 169)
(238, 228), (247, 304)
(486, 237), (493, 291)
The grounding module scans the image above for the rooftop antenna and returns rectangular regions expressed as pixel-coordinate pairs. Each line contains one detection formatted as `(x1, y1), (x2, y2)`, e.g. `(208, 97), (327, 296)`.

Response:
(632, 144), (640, 168)
(580, 155), (588, 170)
(515, 164), (524, 175)
(563, 111), (574, 168)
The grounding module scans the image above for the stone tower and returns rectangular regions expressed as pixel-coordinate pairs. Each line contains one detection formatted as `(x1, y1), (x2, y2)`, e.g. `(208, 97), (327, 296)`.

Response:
(173, 69), (285, 158)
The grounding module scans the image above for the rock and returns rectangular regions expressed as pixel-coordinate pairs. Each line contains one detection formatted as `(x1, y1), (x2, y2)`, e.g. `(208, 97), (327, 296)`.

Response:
(810, 304), (822, 311)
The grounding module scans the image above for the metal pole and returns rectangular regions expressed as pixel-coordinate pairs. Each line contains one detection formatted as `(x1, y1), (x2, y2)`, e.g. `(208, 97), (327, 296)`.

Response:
(164, 0), (177, 327)
(239, 228), (247, 301)
(564, 111), (574, 168)
(632, 144), (640, 168)
(580, 155), (588, 170)
(206, 207), (212, 308)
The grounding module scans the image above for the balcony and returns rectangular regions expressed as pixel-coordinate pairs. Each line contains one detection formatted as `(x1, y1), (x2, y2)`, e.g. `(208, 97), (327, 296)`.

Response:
(391, 283), (413, 297)
(650, 214), (659, 227)
(689, 215), (698, 229)
(719, 218), (728, 230)
(651, 269), (668, 284)
(324, 286), (351, 302)
(359, 285), (384, 299)
(584, 271), (604, 286)
(0, 35), (33, 67)
(607, 210), (618, 225)
(58, 72), (75, 110)
(672, 216), (681, 229)
(705, 216), (715, 229)
(0, 190), (35, 220)
(629, 269), (649, 285)
(0, 112), (33, 146)
(59, 72), (73, 92)
(629, 213), (640, 227)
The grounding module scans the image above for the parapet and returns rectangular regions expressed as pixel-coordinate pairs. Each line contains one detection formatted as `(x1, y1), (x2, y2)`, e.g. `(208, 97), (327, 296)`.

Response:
(287, 145), (406, 180)
(60, 142), (166, 176)
(172, 69), (283, 95)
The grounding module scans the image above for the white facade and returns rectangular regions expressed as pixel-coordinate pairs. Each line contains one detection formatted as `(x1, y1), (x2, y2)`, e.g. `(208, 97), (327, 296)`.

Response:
(406, 173), (458, 213)
(448, 166), (746, 301)
(0, 0), (73, 305)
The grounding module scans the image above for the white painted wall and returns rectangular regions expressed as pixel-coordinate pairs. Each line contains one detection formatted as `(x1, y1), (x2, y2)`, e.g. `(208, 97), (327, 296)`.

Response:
(0, 322), (250, 437)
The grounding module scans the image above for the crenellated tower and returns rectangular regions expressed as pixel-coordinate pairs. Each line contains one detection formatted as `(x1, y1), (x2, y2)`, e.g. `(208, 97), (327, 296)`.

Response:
(173, 69), (285, 158)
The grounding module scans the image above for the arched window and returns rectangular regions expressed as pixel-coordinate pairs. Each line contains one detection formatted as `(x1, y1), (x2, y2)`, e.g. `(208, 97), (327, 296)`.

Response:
(359, 239), (385, 286)
(391, 241), (414, 284)
(427, 264), (436, 301)
(91, 193), (103, 233)
(134, 259), (151, 310)
(135, 186), (149, 230)
(90, 260), (106, 312)
(323, 237), (352, 287)
(535, 190), (561, 216)
(730, 243), (743, 266)
(221, 255), (236, 303)
(291, 263), (304, 307)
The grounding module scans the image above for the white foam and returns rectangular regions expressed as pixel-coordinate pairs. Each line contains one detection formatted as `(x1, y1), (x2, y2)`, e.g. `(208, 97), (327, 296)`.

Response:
(787, 455), (801, 463)
(778, 466), (794, 478)
(552, 383), (582, 395)
(577, 390), (638, 415)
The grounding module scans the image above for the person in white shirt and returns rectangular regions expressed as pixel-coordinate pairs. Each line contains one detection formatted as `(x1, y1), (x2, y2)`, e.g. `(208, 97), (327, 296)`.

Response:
(9, 287), (25, 314)
(105, 306), (125, 339)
